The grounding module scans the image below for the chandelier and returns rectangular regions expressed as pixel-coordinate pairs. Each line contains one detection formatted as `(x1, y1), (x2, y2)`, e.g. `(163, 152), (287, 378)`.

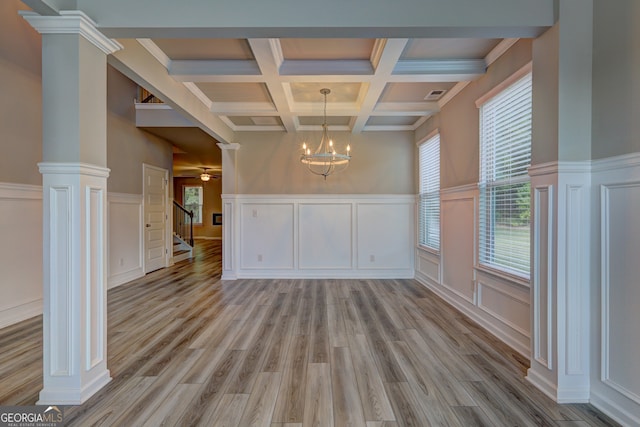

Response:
(300, 88), (351, 179)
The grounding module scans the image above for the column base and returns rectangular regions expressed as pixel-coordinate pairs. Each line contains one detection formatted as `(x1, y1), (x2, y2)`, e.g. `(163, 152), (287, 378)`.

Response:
(37, 369), (111, 405)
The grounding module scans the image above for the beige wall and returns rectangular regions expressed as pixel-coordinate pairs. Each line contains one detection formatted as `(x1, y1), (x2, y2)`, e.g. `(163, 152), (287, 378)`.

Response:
(415, 39), (533, 189)
(0, 0), (42, 185)
(107, 65), (173, 194)
(591, 0), (640, 159)
(174, 177), (222, 239)
(532, 24), (559, 165)
(235, 131), (415, 194)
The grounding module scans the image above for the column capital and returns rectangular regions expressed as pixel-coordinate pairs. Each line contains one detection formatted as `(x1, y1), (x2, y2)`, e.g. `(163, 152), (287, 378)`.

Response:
(38, 162), (111, 178)
(217, 142), (241, 151)
(20, 10), (122, 55)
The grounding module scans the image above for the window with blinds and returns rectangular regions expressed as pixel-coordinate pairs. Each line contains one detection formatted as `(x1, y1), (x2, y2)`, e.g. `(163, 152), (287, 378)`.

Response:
(418, 134), (440, 251)
(478, 72), (532, 278)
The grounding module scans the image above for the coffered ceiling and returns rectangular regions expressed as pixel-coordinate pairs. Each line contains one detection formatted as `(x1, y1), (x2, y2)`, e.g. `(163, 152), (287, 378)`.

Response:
(137, 36), (515, 134)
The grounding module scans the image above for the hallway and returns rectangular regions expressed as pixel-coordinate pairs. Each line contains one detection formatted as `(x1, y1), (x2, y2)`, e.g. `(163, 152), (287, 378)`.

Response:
(0, 240), (617, 426)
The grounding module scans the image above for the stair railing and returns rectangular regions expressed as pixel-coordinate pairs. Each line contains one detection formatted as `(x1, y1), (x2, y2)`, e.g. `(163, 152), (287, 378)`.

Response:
(173, 200), (194, 247)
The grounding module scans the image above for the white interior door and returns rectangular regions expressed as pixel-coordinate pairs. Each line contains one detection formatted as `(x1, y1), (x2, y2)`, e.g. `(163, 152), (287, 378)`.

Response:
(143, 164), (168, 273)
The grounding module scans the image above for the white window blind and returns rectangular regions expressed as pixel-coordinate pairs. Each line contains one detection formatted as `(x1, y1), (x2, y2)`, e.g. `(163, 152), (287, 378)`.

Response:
(418, 134), (440, 251)
(479, 72), (532, 278)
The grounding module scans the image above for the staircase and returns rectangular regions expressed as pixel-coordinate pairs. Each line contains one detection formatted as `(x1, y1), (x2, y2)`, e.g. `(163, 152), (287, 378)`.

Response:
(173, 234), (193, 262)
(172, 200), (194, 262)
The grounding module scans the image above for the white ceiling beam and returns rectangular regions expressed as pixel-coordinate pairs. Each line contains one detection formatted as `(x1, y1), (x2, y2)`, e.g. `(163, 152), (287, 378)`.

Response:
(279, 60), (374, 76)
(351, 38), (409, 133)
(393, 59), (487, 76)
(79, 0), (554, 39)
(248, 38), (297, 132)
(110, 38), (234, 143)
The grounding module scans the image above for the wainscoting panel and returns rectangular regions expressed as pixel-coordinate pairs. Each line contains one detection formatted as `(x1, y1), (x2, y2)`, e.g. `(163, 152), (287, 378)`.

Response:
(240, 203), (295, 270)
(107, 193), (144, 289)
(299, 203), (352, 269)
(415, 248), (440, 285)
(0, 183), (43, 328)
(591, 153), (640, 426)
(414, 184), (531, 357)
(600, 182), (640, 405)
(476, 271), (531, 354)
(356, 203), (413, 270)
(533, 184), (554, 370)
(223, 194), (414, 278)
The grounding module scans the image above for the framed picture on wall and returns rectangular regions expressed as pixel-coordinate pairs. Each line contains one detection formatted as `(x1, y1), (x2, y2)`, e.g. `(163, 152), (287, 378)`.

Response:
(213, 213), (222, 225)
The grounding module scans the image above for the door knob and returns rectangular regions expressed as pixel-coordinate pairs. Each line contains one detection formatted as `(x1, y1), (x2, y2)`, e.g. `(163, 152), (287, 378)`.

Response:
(146, 223), (151, 227)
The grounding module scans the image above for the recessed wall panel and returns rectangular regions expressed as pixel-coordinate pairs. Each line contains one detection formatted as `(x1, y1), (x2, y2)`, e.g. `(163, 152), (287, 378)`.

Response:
(604, 184), (640, 403)
(357, 203), (412, 269)
(240, 203), (294, 269)
(299, 204), (352, 269)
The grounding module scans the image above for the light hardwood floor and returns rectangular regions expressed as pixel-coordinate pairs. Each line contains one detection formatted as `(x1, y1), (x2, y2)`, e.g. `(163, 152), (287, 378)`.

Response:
(0, 240), (619, 426)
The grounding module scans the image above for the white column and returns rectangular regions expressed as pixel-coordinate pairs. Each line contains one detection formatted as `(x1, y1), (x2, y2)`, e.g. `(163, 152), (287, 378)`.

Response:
(527, 0), (593, 403)
(22, 11), (121, 404)
(217, 143), (240, 280)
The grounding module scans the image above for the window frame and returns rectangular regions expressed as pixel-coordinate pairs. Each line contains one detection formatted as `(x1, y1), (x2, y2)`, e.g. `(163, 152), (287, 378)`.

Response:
(182, 185), (204, 225)
(477, 64), (533, 280)
(417, 131), (440, 253)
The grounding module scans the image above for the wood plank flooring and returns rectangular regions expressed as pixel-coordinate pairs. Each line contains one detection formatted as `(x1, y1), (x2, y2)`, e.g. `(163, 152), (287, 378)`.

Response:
(0, 240), (619, 426)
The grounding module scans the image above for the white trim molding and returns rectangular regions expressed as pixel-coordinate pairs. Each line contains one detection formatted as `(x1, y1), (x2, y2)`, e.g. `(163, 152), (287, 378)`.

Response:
(590, 151), (640, 426)
(38, 162), (111, 404)
(21, 11), (122, 55)
(107, 193), (144, 289)
(221, 194), (414, 279)
(0, 183), (43, 328)
(526, 160), (591, 403)
(415, 183), (531, 357)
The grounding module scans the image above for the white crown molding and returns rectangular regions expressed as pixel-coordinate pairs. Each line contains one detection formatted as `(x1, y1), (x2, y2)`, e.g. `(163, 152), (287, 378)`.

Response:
(485, 38), (520, 67)
(475, 61), (532, 108)
(38, 162), (111, 178)
(268, 38), (285, 69)
(20, 11), (122, 55)
(370, 39), (387, 69)
(438, 81), (470, 108)
(217, 143), (241, 151)
(137, 38), (171, 69)
(182, 82), (213, 110)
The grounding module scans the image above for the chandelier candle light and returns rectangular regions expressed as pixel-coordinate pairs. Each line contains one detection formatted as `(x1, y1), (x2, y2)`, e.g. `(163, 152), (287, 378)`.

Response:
(300, 88), (351, 179)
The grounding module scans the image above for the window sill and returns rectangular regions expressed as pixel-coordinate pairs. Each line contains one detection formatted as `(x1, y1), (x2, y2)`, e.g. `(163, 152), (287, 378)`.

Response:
(474, 264), (530, 288)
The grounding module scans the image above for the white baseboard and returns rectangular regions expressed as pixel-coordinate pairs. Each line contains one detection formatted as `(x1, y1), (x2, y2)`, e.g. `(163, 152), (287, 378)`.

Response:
(107, 267), (144, 290)
(525, 368), (558, 401)
(0, 299), (42, 329)
(590, 389), (640, 427)
(415, 273), (530, 357)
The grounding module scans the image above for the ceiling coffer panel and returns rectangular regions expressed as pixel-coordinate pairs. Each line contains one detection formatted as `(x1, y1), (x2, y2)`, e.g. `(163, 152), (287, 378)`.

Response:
(195, 82), (273, 103)
(280, 38), (375, 60)
(152, 38), (254, 60)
